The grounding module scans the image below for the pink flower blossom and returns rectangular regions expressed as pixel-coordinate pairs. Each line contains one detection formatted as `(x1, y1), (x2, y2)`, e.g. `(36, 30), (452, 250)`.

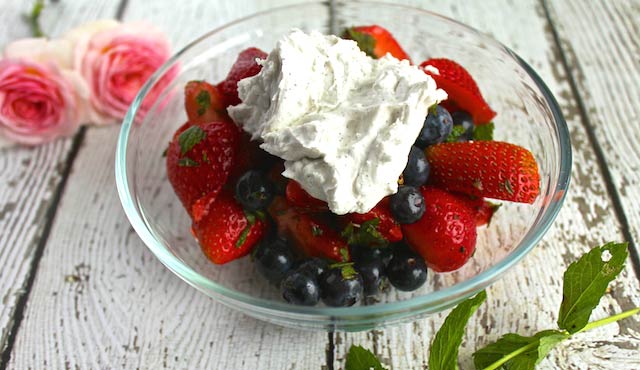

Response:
(0, 38), (88, 146)
(67, 21), (173, 124)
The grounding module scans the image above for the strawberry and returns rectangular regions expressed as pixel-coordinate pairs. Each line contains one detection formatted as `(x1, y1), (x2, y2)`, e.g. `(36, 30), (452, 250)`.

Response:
(269, 197), (349, 262)
(341, 198), (402, 243)
(166, 120), (240, 213)
(226, 132), (278, 186)
(184, 80), (228, 123)
(192, 191), (267, 264)
(455, 194), (501, 226)
(420, 58), (496, 124)
(425, 141), (540, 204)
(285, 180), (328, 212)
(403, 187), (477, 272)
(218, 47), (267, 107)
(343, 25), (411, 61)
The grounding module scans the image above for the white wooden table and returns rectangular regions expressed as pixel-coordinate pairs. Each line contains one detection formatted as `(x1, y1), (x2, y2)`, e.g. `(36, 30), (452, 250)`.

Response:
(1, 0), (639, 369)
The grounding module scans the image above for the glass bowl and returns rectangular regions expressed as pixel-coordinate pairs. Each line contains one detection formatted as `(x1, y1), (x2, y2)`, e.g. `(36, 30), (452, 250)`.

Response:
(115, 1), (571, 331)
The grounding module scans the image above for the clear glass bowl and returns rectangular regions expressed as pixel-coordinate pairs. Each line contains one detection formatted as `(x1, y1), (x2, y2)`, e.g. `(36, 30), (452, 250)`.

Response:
(115, 1), (571, 331)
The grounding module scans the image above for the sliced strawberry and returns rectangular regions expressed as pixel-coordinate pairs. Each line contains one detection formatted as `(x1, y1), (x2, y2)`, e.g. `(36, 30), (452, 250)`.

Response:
(403, 187), (477, 272)
(285, 180), (328, 212)
(341, 198), (402, 243)
(192, 191), (267, 264)
(269, 197), (349, 262)
(456, 195), (501, 227)
(166, 120), (239, 212)
(218, 47), (267, 107)
(343, 25), (411, 61)
(184, 80), (228, 123)
(420, 58), (496, 124)
(226, 132), (278, 186)
(425, 141), (540, 203)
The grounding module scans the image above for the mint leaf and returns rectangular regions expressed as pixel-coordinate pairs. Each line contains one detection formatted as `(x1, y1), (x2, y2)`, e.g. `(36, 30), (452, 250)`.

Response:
(472, 330), (568, 370)
(558, 242), (628, 333)
(343, 27), (376, 58)
(345, 345), (387, 370)
(195, 90), (211, 116)
(429, 290), (487, 370)
(446, 125), (467, 142)
(235, 226), (250, 248)
(178, 126), (206, 155)
(329, 262), (358, 280)
(472, 122), (494, 141)
(178, 157), (199, 167)
(341, 219), (387, 248)
(311, 224), (323, 236)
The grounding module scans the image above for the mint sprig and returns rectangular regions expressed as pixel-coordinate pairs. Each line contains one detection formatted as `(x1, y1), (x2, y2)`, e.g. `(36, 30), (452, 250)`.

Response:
(178, 125), (206, 155)
(446, 125), (468, 142)
(341, 218), (387, 248)
(345, 345), (387, 370)
(426, 242), (637, 370)
(472, 122), (494, 141)
(343, 27), (376, 58)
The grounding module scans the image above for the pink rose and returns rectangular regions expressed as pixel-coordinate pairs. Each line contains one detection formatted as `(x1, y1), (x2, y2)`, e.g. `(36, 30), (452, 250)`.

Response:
(0, 38), (89, 146)
(67, 21), (173, 124)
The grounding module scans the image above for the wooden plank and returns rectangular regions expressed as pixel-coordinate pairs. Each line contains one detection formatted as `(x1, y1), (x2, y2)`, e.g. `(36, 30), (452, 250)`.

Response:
(545, 0), (640, 266)
(331, 1), (640, 369)
(7, 1), (329, 369)
(0, 0), (122, 357)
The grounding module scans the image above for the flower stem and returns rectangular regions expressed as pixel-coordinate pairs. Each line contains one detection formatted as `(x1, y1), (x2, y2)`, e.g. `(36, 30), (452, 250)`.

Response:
(481, 341), (538, 370)
(579, 307), (640, 333)
(27, 0), (45, 37)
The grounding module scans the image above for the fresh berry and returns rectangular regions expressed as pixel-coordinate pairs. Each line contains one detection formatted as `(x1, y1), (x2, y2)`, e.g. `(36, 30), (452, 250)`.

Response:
(386, 244), (428, 291)
(218, 47), (267, 107)
(166, 120), (239, 212)
(451, 111), (474, 142)
(319, 263), (363, 307)
(350, 244), (393, 267)
(456, 195), (501, 227)
(389, 186), (425, 224)
(342, 198), (402, 243)
(285, 180), (328, 211)
(415, 105), (453, 148)
(295, 258), (329, 279)
(354, 259), (385, 296)
(184, 80), (228, 123)
(253, 237), (296, 285)
(281, 271), (320, 306)
(268, 197), (350, 262)
(235, 170), (275, 211)
(425, 141), (540, 203)
(403, 145), (430, 186)
(420, 58), (496, 124)
(192, 191), (267, 264)
(228, 133), (278, 185)
(402, 187), (477, 272)
(343, 25), (411, 61)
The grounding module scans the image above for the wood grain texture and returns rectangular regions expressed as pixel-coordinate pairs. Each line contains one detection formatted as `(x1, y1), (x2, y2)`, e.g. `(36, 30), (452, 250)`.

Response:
(0, 0), (122, 357)
(331, 0), (640, 369)
(545, 0), (640, 262)
(7, 1), (329, 369)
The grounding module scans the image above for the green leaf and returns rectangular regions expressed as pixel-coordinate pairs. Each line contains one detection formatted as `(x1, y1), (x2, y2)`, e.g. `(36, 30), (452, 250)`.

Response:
(329, 262), (358, 280)
(178, 157), (199, 167)
(558, 242), (628, 333)
(25, 0), (45, 37)
(345, 345), (387, 370)
(341, 219), (387, 248)
(343, 27), (376, 58)
(195, 90), (211, 116)
(235, 226), (250, 248)
(446, 125), (467, 142)
(178, 125), (206, 155)
(311, 224), (323, 236)
(473, 330), (568, 370)
(473, 122), (494, 141)
(429, 291), (487, 370)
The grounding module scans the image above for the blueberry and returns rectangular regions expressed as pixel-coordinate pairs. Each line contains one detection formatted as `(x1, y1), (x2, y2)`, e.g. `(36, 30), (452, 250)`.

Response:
(319, 264), (363, 307)
(451, 110), (474, 141)
(281, 271), (320, 306)
(389, 186), (425, 224)
(235, 170), (275, 211)
(354, 259), (385, 296)
(403, 146), (430, 187)
(295, 258), (329, 279)
(415, 105), (453, 148)
(253, 238), (295, 285)
(387, 246), (428, 291)
(350, 245), (393, 267)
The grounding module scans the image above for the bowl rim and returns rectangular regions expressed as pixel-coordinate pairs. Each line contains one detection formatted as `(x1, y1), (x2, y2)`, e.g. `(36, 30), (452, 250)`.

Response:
(115, 0), (572, 319)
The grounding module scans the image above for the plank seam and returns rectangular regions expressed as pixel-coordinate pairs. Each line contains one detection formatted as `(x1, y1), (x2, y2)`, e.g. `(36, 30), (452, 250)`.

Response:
(541, 0), (640, 280)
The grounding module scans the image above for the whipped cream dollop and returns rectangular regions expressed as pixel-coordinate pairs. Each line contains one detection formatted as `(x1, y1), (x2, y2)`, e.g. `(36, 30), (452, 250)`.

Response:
(228, 29), (447, 214)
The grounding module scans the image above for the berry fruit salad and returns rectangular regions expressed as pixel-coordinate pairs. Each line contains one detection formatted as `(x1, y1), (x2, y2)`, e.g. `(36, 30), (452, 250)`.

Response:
(164, 26), (541, 307)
